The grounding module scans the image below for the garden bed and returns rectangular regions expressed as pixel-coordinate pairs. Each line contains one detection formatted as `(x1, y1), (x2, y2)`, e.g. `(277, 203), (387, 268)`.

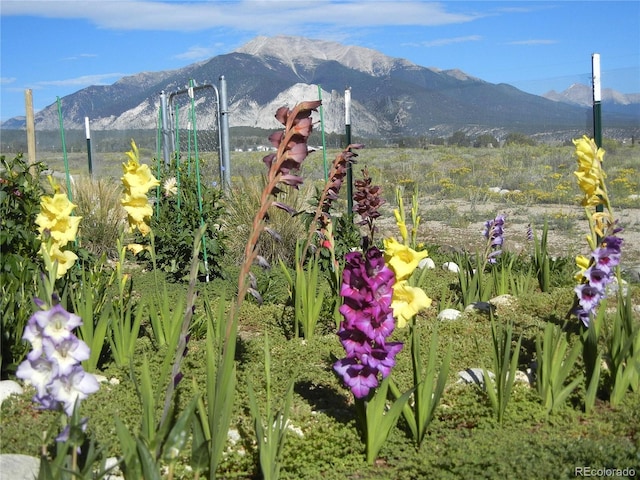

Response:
(1, 135), (639, 479)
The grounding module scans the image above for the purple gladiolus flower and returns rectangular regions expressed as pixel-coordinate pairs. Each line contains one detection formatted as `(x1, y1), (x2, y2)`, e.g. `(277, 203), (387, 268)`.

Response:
(334, 247), (402, 399)
(483, 214), (506, 264)
(350, 306), (396, 346)
(56, 417), (88, 443)
(42, 336), (91, 376)
(592, 242), (622, 273)
(16, 300), (99, 416)
(582, 266), (609, 293)
(334, 358), (379, 399)
(572, 234), (624, 328)
(574, 307), (592, 328)
(16, 356), (58, 398)
(49, 366), (100, 416)
(360, 342), (404, 378)
(575, 284), (601, 313)
(337, 327), (372, 356)
(33, 304), (82, 344)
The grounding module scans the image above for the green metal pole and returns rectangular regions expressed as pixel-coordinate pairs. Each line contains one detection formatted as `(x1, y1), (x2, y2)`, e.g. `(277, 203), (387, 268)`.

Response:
(84, 117), (93, 177)
(56, 97), (73, 201)
(189, 79), (209, 281)
(174, 102), (181, 215)
(155, 107), (163, 220)
(592, 53), (603, 149)
(592, 54), (603, 225)
(345, 87), (353, 217)
(592, 53), (604, 247)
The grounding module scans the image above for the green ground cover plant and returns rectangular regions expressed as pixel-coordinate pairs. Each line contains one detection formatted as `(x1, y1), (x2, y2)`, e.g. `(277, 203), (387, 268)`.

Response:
(1, 115), (639, 479)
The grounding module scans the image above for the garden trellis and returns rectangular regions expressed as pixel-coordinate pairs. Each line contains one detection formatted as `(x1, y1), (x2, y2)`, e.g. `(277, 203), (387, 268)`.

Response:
(160, 76), (230, 188)
(156, 77), (231, 281)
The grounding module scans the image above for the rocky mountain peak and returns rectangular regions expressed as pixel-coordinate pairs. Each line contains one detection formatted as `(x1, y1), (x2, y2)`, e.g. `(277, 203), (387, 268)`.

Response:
(235, 35), (414, 76)
(543, 83), (640, 107)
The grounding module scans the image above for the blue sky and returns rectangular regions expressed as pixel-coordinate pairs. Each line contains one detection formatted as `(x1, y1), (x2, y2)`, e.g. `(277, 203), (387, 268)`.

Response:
(1, 0), (639, 122)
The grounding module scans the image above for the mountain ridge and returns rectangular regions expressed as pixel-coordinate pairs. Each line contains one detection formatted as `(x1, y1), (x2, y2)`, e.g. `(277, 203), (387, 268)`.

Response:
(1, 35), (638, 139)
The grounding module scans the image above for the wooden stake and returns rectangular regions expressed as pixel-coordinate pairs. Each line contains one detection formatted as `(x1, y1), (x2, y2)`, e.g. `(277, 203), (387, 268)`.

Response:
(24, 89), (37, 173)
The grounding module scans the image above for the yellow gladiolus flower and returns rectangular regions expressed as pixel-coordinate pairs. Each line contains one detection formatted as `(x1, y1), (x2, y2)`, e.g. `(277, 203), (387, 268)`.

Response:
(126, 243), (150, 255)
(573, 135), (604, 167)
(42, 243), (78, 279)
(574, 254), (590, 281)
(122, 141), (160, 197)
(591, 211), (614, 238)
(122, 162), (160, 197)
(393, 209), (408, 244)
(35, 193), (82, 246)
(573, 136), (607, 206)
(383, 237), (428, 281)
(121, 140), (158, 236)
(391, 280), (432, 328)
(121, 192), (153, 236)
(38, 192), (76, 218)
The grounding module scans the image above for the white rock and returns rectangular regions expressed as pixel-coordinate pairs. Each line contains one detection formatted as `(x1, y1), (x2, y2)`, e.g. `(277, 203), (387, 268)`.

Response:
(605, 277), (628, 299)
(498, 189), (510, 195)
(109, 377), (120, 385)
(227, 428), (241, 445)
(287, 424), (304, 438)
(464, 302), (494, 314)
(457, 368), (495, 387)
(0, 380), (23, 406)
(490, 294), (515, 307)
(442, 261), (460, 273)
(94, 374), (109, 384)
(418, 257), (435, 269)
(488, 187), (502, 193)
(0, 454), (40, 480)
(512, 370), (531, 385)
(437, 308), (462, 321)
(103, 457), (124, 480)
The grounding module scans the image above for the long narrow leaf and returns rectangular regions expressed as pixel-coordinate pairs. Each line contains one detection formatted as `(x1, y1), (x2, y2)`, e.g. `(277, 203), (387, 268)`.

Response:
(136, 437), (162, 480)
(365, 376), (413, 465)
(162, 396), (199, 463)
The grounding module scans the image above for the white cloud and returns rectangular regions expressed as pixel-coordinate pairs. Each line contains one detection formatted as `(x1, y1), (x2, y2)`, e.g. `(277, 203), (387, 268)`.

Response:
(36, 73), (129, 87)
(173, 45), (219, 61)
(507, 39), (558, 46)
(1, 1), (481, 32)
(410, 35), (482, 47)
(63, 53), (98, 61)
(0, 77), (17, 85)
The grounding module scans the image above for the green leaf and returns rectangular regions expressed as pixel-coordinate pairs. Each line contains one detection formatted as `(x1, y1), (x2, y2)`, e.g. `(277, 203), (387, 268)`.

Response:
(162, 396), (199, 463)
(190, 409), (210, 473)
(365, 376), (414, 465)
(114, 417), (142, 478)
(205, 296), (237, 476)
(136, 437), (162, 480)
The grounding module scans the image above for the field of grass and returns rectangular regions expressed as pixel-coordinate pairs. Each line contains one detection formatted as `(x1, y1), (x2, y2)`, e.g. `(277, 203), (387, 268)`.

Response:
(1, 140), (639, 479)
(28, 142), (640, 263)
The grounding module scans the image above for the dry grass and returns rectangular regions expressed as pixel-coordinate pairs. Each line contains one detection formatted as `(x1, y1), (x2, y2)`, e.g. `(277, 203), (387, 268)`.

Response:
(223, 176), (315, 266)
(72, 175), (126, 258)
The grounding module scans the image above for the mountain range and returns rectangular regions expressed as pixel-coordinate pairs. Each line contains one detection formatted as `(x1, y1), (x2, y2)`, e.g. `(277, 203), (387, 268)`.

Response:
(2, 35), (639, 140)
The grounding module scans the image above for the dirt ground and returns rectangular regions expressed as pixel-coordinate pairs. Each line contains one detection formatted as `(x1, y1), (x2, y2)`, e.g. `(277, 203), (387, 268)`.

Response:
(377, 200), (640, 267)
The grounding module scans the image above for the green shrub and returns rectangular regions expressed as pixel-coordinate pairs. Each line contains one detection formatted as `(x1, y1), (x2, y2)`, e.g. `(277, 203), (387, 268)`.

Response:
(134, 161), (227, 280)
(0, 155), (47, 375)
